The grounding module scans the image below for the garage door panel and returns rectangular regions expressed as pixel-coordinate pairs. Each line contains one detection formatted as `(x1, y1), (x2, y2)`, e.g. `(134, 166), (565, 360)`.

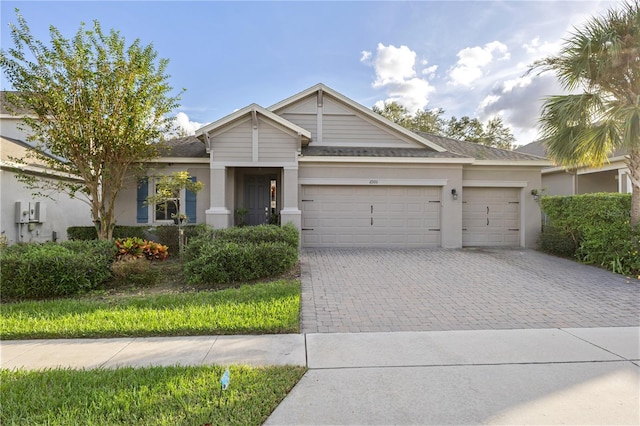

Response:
(462, 187), (520, 247)
(302, 185), (441, 248)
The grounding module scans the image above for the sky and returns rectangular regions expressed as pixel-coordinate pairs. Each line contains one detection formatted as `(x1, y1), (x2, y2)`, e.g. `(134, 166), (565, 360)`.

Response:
(0, 0), (623, 146)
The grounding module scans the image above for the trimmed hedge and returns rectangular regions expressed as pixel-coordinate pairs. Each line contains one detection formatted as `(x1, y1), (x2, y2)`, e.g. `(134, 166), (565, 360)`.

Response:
(67, 226), (148, 241)
(540, 193), (639, 275)
(0, 240), (116, 300)
(184, 224), (299, 285)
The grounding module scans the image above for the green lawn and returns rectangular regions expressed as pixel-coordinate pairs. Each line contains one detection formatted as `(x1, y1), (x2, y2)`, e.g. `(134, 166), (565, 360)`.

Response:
(1, 365), (306, 425)
(0, 280), (300, 340)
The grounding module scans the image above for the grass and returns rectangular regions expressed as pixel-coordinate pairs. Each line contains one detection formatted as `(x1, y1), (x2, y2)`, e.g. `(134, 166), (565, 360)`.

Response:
(0, 279), (300, 340)
(0, 365), (306, 425)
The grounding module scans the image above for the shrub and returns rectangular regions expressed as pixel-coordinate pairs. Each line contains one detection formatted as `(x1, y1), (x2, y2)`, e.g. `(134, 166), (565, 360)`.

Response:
(67, 225), (150, 241)
(152, 225), (203, 255)
(67, 226), (98, 240)
(111, 257), (160, 287)
(115, 237), (168, 261)
(0, 241), (115, 300)
(212, 223), (299, 248)
(184, 241), (298, 285)
(540, 193), (638, 275)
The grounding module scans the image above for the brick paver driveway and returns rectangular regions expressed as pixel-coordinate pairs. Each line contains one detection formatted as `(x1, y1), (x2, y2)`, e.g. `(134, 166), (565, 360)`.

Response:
(300, 248), (640, 333)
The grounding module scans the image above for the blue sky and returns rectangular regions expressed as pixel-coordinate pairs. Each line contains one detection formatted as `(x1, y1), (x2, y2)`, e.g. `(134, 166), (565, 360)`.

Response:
(0, 1), (621, 145)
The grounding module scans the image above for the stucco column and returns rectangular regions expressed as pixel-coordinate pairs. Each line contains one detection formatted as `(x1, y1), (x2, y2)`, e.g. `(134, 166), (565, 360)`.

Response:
(205, 166), (231, 229)
(280, 166), (301, 231)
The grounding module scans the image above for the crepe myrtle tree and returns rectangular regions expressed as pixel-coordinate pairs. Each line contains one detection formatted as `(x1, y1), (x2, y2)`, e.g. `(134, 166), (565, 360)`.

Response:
(530, 0), (640, 226)
(0, 11), (183, 239)
(145, 171), (203, 259)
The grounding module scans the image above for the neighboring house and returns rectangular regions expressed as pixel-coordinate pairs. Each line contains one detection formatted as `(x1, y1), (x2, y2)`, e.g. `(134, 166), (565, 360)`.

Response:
(516, 140), (631, 196)
(0, 133), (94, 244)
(117, 83), (549, 248)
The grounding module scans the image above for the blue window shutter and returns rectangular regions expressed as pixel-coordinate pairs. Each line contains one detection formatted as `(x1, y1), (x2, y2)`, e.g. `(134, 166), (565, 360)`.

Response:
(186, 176), (197, 223)
(136, 178), (149, 223)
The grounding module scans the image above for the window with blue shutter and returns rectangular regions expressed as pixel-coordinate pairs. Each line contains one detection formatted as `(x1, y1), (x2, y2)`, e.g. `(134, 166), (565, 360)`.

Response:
(136, 177), (149, 223)
(185, 176), (197, 223)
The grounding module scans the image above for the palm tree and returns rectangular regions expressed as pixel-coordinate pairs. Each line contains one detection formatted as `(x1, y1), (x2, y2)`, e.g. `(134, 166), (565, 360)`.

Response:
(531, 1), (640, 226)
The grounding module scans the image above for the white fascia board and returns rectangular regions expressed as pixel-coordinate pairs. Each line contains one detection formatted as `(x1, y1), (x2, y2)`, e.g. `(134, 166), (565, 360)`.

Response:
(299, 177), (448, 186)
(471, 160), (552, 167)
(1, 160), (84, 181)
(210, 161), (299, 168)
(463, 180), (528, 187)
(268, 83), (447, 153)
(298, 156), (474, 164)
(541, 156), (628, 175)
(146, 157), (210, 164)
(195, 103), (311, 140)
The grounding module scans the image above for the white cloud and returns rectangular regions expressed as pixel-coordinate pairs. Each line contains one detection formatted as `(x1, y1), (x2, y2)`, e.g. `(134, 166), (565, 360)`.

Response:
(364, 43), (436, 112)
(476, 73), (564, 144)
(174, 112), (204, 136)
(448, 41), (509, 87)
(360, 50), (372, 63)
(523, 37), (561, 58)
(421, 65), (438, 79)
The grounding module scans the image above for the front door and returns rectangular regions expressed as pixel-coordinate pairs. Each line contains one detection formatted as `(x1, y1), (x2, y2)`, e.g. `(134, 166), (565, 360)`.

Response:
(244, 175), (272, 226)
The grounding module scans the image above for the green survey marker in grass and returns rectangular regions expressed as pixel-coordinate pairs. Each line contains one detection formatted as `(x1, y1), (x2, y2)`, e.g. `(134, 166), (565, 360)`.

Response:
(0, 280), (300, 340)
(1, 365), (306, 426)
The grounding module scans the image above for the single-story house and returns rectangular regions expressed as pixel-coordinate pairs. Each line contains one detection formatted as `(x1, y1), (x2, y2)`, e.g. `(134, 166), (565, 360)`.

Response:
(515, 140), (631, 196)
(0, 95), (94, 244)
(115, 83), (549, 248)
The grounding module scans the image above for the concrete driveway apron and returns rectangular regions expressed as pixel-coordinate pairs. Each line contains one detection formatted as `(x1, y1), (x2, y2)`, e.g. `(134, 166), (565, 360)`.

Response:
(300, 248), (640, 333)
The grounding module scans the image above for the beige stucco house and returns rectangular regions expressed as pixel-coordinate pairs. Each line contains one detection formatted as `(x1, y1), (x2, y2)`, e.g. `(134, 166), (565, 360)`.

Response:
(116, 84), (549, 248)
(516, 141), (632, 196)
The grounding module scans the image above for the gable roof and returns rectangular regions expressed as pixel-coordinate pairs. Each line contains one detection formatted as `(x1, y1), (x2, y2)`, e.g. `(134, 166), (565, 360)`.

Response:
(0, 91), (32, 116)
(195, 103), (311, 151)
(268, 83), (447, 153)
(417, 132), (550, 163)
(302, 145), (466, 159)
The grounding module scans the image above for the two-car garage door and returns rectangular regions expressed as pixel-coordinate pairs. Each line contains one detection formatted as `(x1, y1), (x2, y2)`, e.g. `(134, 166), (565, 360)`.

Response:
(301, 185), (441, 248)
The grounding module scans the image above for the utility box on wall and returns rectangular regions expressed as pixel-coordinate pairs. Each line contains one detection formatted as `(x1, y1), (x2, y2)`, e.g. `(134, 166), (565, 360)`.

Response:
(15, 201), (47, 223)
(15, 201), (28, 223)
(33, 202), (46, 223)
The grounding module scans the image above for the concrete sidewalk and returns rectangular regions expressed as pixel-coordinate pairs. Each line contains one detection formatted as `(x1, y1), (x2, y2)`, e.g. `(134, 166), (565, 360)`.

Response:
(2, 327), (639, 425)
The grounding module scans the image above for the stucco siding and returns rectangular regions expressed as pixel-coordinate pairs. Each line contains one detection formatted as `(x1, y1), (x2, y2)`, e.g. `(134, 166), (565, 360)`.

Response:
(542, 171), (575, 196)
(577, 170), (618, 194)
(212, 119), (252, 162)
(1, 169), (93, 244)
(115, 165), (210, 226)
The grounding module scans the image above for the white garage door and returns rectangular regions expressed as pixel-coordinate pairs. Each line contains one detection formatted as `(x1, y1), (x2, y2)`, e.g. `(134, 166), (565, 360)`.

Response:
(301, 185), (441, 248)
(462, 187), (521, 246)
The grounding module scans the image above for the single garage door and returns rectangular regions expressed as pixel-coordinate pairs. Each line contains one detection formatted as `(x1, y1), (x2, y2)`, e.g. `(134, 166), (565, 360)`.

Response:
(301, 185), (441, 248)
(462, 187), (520, 246)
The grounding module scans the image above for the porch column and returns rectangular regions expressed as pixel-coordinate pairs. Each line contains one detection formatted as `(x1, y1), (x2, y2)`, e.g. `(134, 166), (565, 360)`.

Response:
(280, 166), (301, 231)
(205, 165), (231, 228)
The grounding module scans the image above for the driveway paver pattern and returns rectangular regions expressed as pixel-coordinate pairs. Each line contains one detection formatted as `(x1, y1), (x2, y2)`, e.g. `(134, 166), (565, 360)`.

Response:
(300, 248), (640, 333)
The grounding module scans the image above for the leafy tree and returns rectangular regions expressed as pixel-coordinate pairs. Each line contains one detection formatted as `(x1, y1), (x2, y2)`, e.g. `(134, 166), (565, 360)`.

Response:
(444, 116), (485, 143)
(373, 101), (446, 135)
(530, 1), (640, 225)
(0, 11), (182, 239)
(373, 101), (514, 149)
(145, 171), (203, 260)
(372, 102), (412, 129)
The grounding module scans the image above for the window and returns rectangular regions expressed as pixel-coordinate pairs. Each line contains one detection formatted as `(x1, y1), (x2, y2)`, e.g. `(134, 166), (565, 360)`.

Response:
(154, 181), (180, 222)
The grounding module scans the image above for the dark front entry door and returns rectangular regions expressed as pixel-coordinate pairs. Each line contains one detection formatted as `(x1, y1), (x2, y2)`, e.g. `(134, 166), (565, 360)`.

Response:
(245, 175), (272, 226)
